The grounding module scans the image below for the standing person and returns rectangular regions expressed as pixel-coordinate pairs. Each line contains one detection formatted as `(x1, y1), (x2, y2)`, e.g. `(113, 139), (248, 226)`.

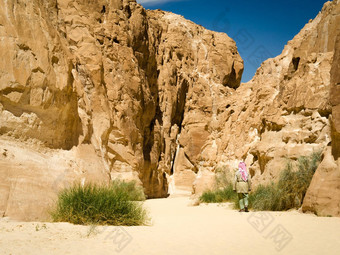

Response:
(233, 162), (251, 212)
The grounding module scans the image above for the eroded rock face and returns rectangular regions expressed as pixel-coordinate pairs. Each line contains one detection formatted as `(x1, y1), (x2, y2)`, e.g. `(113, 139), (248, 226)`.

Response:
(196, 0), (339, 191)
(302, 11), (340, 216)
(302, 147), (340, 217)
(0, 0), (242, 219)
(57, 1), (242, 198)
(330, 29), (340, 159)
(0, 139), (107, 221)
(205, 0), (339, 216)
(146, 10), (243, 195)
(0, 0), (81, 150)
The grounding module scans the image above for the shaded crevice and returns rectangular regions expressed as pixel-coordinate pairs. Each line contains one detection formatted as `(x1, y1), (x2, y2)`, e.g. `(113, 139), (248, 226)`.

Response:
(260, 119), (284, 132)
(257, 153), (271, 174)
(292, 57), (301, 71)
(304, 134), (318, 144)
(170, 134), (181, 175)
(166, 78), (189, 177)
(170, 146), (178, 175)
(171, 78), (189, 132)
(51, 55), (59, 65)
(285, 56), (301, 80)
(222, 63), (238, 89)
(318, 108), (332, 118)
(124, 4), (132, 19)
(249, 153), (258, 177)
(0, 85), (26, 96)
(331, 120), (340, 160)
(284, 106), (306, 115)
(17, 43), (31, 51)
(142, 122), (154, 162)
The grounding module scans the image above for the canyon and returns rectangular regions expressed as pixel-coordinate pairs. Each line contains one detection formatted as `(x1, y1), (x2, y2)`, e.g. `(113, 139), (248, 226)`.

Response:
(0, 0), (339, 220)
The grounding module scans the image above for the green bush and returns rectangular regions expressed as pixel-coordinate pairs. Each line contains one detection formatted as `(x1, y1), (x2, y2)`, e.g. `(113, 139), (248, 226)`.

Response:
(110, 179), (146, 201)
(199, 190), (219, 203)
(199, 166), (238, 204)
(248, 151), (322, 211)
(248, 183), (281, 211)
(199, 184), (238, 203)
(51, 180), (148, 226)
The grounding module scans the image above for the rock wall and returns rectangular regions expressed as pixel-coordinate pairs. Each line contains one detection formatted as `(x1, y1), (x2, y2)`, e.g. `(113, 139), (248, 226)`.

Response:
(330, 23), (340, 159)
(302, 147), (340, 217)
(146, 10), (243, 195)
(202, 0), (339, 190)
(0, 0), (242, 219)
(211, 0), (340, 216)
(0, 0), (81, 150)
(302, 10), (340, 216)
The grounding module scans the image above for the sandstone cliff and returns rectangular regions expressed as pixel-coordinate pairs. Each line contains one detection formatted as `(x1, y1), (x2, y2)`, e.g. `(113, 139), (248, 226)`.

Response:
(207, 0), (339, 216)
(302, 6), (340, 216)
(210, 0), (340, 216)
(210, 0), (339, 181)
(171, 1), (340, 202)
(0, 0), (242, 219)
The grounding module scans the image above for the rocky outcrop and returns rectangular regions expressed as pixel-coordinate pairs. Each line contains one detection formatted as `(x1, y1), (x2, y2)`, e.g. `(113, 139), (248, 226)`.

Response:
(302, 11), (340, 216)
(302, 147), (340, 217)
(147, 10), (243, 195)
(0, 139), (107, 220)
(0, 0), (242, 219)
(211, 0), (340, 216)
(330, 25), (340, 159)
(198, 0), (339, 190)
(0, 0), (81, 150)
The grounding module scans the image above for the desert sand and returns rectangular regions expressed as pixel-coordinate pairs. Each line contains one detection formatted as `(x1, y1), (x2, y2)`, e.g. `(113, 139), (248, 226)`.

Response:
(0, 196), (340, 255)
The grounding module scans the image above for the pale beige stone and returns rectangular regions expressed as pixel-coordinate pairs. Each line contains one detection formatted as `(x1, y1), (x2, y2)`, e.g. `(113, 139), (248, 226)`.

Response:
(210, 0), (339, 193)
(302, 147), (340, 217)
(0, 0), (242, 219)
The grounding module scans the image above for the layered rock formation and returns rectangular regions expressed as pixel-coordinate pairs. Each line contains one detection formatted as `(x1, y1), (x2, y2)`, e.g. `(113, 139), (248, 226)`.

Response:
(0, 0), (242, 219)
(302, 12), (340, 216)
(206, 0), (340, 216)
(208, 0), (339, 184)
(173, 1), (340, 202)
(210, 0), (340, 216)
(302, 147), (340, 217)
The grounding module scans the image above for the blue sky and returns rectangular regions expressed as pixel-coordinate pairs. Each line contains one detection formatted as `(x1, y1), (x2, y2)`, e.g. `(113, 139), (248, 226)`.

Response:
(137, 0), (328, 82)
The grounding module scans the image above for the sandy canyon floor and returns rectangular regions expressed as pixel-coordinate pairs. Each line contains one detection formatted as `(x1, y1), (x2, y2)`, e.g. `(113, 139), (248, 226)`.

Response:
(0, 197), (340, 255)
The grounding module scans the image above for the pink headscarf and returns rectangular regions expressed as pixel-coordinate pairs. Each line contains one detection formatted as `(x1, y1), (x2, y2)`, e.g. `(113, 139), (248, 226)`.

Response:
(238, 162), (248, 182)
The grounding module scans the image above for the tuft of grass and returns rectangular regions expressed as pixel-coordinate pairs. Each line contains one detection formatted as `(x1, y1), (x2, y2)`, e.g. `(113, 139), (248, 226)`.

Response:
(199, 184), (237, 203)
(248, 183), (281, 211)
(109, 179), (146, 201)
(199, 166), (238, 204)
(51, 180), (148, 226)
(247, 151), (322, 211)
